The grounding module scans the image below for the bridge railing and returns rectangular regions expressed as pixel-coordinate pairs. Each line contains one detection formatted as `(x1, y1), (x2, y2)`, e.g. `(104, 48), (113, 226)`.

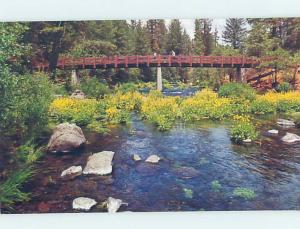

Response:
(38, 55), (263, 70)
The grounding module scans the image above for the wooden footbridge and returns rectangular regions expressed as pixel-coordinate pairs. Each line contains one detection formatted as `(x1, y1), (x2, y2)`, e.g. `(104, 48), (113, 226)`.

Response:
(32, 55), (273, 91)
(33, 55), (261, 70)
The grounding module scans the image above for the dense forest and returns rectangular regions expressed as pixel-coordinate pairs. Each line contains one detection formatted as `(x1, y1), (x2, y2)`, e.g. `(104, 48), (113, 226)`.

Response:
(4, 18), (300, 86)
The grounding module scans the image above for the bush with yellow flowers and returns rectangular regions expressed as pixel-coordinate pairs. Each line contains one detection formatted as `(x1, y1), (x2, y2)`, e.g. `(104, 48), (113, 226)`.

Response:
(231, 115), (258, 143)
(180, 89), (235, 121)
(141, 91), (180, 131)
(252, 91), (300, 114)
(49, 97), (101, 126)
(104, 92), (142, 123)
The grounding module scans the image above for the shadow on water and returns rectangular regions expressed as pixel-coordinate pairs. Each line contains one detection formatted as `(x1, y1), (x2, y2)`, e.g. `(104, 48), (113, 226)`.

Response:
(9, 112), (300, 213)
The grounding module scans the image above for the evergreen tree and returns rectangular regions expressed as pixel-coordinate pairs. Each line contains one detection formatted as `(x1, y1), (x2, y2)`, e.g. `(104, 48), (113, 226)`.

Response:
(166, 19), (183, 54)
(223, 18), (247, 50)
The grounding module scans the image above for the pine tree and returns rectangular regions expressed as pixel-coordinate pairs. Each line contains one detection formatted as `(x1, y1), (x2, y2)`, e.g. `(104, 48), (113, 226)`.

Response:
(223, 18), (247, 50)
(193, 19), (214, 55)
(166, 19), (183, 54)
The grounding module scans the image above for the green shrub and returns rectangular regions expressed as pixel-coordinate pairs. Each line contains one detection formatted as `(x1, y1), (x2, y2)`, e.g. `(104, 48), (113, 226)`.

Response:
(276, 82), (292, 93)
(0, 167), (34, 210)
(219, 83), (256, 101)
(0, 72), (53, 138)
(80, 76), (110, 98)
(231, 116), (258, 143)
(233, 187), (256, 200)
(250, 99), (276, 114)
(116, 82), (138, 93)
(16, 143), (43, 165)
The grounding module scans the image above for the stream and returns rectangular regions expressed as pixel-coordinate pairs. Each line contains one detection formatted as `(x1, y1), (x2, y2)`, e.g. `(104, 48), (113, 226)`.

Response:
(11, 113), (300, 213)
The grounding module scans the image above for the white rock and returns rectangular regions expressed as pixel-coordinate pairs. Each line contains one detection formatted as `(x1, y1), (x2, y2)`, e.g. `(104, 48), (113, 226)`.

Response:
(133, 154), (142, 161)
(268, 129), (279, 134)
(107, 197), (124, 213)
(281, 132), (300, 143)
(72, 197), (97, 211)
(83, 151), (115, 175)
(243, 139), (252, 143)
(145, 155), (160, 163)
(61, 166), (82, 177)
(70, 89), (85, 99)
(277, 119), (295, 127)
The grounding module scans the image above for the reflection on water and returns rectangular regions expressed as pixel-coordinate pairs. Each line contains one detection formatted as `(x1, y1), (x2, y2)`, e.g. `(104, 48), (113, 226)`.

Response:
(10, 114), (300, 213)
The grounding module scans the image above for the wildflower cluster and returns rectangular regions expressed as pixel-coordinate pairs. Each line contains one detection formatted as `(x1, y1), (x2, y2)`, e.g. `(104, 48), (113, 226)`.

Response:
(141, 91), (180, 131)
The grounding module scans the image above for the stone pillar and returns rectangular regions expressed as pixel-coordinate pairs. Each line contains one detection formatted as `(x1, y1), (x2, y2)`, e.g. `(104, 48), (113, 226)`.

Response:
(71, 69), (79, 85)
(157, 67), (162, 91)
(236, 67), (246, 83)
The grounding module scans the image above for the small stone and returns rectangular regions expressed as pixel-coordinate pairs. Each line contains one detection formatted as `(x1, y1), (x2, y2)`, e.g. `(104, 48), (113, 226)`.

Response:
(281, 132), (300, 143)
(145, 155), (160, 163)
(268, 129), (279, 134)
(61, 166), (82, 177)
(107, 197), (125, 213)
(133, 154), (142, 161)
(72, 197), (97, 211)
(83, 151), (115, 175)
(243, 139), (252, 143)
(70, 89), (85, 99)
(277, 119), (295, 127)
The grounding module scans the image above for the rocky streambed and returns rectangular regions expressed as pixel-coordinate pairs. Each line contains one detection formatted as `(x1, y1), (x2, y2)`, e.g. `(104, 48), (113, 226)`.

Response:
(11, 115), (300, 213)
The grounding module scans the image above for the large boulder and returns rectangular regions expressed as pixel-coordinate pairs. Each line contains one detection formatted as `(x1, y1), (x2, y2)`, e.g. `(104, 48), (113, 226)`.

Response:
(83, 151), (115, 175)
(72, 197), (97, 211)
(47, 123), (86, 153)
(70, 89), (85, 99)
(281, 132), (300, 143)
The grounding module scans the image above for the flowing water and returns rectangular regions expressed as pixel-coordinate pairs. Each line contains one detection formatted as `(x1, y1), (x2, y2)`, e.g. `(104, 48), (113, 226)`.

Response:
(10, 113), (300, 213)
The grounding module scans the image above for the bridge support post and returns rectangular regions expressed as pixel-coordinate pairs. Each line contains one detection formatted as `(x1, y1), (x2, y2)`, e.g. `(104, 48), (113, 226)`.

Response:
(71, 69), (79, 85)
(236, 67), (246, 83)
(157, 67), (162, 91)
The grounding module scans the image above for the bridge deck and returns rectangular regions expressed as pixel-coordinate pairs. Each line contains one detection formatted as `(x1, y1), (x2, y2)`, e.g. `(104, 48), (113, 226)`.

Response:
(33, 55), (261, 70)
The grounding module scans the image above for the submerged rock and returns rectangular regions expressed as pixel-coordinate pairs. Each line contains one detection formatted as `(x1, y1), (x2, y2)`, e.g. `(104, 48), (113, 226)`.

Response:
(281, 132), (300, 143)
(72, 197), (97, 211)
(133, 154), (142, 161)
(173, 166), (200, 179)
(61, 166), (82, 178)
(277, 119), (295, 127)
(83, 151), (115, 175)
(107, 197), (126, 213)
(145, 155), (160, 163)
(70, 89), (85, 99)
(47, 123), (86, 153)
(268, 129), (279, 134)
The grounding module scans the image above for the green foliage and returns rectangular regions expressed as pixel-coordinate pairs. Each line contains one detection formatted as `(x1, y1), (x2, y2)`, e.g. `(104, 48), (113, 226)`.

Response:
(16, 143), (43, 165)
(80, 76), (111, 98)
(222, 18), (247, 50)
(69, 40), (117, 57)
(116, 82), (139, 93)
(233, 187), (256, 200)
(0, 72), (53, 138)
(219, 83), (256, 101)
(0, 167), (34, 210)
(276, 82), (292, 93)
(250, 99), (276, 115)
(183, 188), (194, 199)
(231, 116), (258, 143)
(211, 180), (222, 192)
